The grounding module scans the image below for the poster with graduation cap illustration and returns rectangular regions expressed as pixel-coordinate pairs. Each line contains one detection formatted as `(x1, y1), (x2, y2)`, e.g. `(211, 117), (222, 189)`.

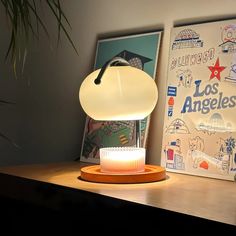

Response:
(80, 31), (162, 163)
(161, 19), (236, 181)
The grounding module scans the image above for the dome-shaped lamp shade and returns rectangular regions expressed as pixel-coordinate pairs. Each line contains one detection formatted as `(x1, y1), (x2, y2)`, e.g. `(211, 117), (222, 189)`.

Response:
(79, 66), (158, 120)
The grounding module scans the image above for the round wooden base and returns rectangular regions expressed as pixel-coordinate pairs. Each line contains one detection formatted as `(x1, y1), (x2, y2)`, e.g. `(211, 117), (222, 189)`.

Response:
(80, 164), (166, 184)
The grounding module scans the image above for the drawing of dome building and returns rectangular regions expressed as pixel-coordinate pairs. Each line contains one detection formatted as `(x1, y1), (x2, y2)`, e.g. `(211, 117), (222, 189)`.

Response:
(196, 113), (233, 133)
(210, 113), (225, 131)
(166, 118), (190, 134)
(172, 29), (203, 50)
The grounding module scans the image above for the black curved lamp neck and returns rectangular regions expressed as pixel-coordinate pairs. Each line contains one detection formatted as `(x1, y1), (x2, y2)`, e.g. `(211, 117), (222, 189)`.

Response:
(93, 56), (141, 148)
(94, 57), (130, 85)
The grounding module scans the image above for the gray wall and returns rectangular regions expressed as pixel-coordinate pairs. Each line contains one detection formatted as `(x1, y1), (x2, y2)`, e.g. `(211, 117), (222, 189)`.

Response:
(0, 0), (236, 166)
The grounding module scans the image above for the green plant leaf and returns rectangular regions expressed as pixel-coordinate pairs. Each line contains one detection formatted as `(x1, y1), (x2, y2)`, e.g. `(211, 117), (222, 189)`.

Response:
(0, 99), (15, 105)
(46, 0), (78, 55)
(26, 0), (50, 39)
(1, 0), (78, 75)
(0, 131), (20, 148)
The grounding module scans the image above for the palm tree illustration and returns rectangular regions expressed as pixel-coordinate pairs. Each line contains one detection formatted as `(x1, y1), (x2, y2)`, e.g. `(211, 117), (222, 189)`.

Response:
(225, 137), (236, 172)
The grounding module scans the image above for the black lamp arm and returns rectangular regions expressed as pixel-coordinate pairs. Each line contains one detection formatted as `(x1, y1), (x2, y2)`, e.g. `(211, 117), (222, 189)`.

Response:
(94, 57), (130, 85)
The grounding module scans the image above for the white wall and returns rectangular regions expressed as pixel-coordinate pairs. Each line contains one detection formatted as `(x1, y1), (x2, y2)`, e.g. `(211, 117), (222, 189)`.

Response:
(0, 0), (236, 166)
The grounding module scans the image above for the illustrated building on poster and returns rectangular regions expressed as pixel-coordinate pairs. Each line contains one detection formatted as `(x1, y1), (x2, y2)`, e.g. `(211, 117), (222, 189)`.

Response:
(172, 28), (203, 50)
(225, 63), (236, 83)
(219, 24), (236, 53)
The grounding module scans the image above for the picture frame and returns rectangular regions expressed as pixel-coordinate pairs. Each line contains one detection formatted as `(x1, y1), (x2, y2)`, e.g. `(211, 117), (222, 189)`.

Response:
(161, 19), (236, 181)
(80, 31), (162, 163)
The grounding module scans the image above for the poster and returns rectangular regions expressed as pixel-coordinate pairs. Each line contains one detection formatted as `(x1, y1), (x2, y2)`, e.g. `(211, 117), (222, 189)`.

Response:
(80, 31), (162, 163)
(161, 19), (236, 181)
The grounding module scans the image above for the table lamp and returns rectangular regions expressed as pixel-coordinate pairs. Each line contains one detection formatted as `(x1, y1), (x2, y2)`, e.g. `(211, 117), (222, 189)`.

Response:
(79, 57), (166, 183)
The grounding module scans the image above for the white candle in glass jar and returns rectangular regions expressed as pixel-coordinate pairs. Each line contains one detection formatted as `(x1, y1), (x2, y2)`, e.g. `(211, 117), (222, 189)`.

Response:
(100, 147), (145, 174)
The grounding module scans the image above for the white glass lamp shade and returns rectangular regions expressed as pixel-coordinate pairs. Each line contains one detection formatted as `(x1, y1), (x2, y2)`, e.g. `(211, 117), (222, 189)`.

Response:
(79, 66), (158, 120)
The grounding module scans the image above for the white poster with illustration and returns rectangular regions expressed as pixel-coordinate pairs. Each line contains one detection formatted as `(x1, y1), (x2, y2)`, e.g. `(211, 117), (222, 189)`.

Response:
(161, 19), (236, 181)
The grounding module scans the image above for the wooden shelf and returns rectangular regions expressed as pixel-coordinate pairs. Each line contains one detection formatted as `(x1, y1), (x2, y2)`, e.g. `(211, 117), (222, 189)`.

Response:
(0, 161), (235, 230)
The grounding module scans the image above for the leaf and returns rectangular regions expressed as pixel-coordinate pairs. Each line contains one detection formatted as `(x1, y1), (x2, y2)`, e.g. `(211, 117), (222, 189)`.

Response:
(26, 0), (50, 39)
(46, 0), (78, 55)
(0, 98), (18, 148)
(51, 0), (72, 29)
(0, 131), (20, 148)
(1, 0), (79, 76)
(0, 99), (15, 105)
(32, 0), (39, 36)
(21, 47), (28, 73)
(56, 0), (62, 47)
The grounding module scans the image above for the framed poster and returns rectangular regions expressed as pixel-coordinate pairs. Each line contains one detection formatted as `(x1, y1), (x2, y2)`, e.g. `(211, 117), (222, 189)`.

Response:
(161, 19), (236, 181)
(80, 31), (162, 163)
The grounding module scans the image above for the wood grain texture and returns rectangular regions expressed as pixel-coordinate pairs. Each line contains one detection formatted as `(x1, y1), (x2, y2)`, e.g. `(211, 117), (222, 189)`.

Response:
(0, 161), (235, 226)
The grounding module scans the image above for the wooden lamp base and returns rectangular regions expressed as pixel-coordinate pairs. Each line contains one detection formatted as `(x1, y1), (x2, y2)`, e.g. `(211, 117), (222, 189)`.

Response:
(80, 165), (166, 184)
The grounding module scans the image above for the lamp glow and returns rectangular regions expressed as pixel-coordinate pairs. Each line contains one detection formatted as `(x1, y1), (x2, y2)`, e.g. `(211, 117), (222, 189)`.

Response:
(100, 147), (145, 174)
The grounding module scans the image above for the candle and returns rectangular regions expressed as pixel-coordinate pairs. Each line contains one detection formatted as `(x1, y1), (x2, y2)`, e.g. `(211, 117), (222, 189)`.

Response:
(100, 147), (145, 174)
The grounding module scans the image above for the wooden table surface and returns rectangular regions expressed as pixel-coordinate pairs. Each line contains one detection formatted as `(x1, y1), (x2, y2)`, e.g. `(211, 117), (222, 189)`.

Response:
(0, 161), (235, 226)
